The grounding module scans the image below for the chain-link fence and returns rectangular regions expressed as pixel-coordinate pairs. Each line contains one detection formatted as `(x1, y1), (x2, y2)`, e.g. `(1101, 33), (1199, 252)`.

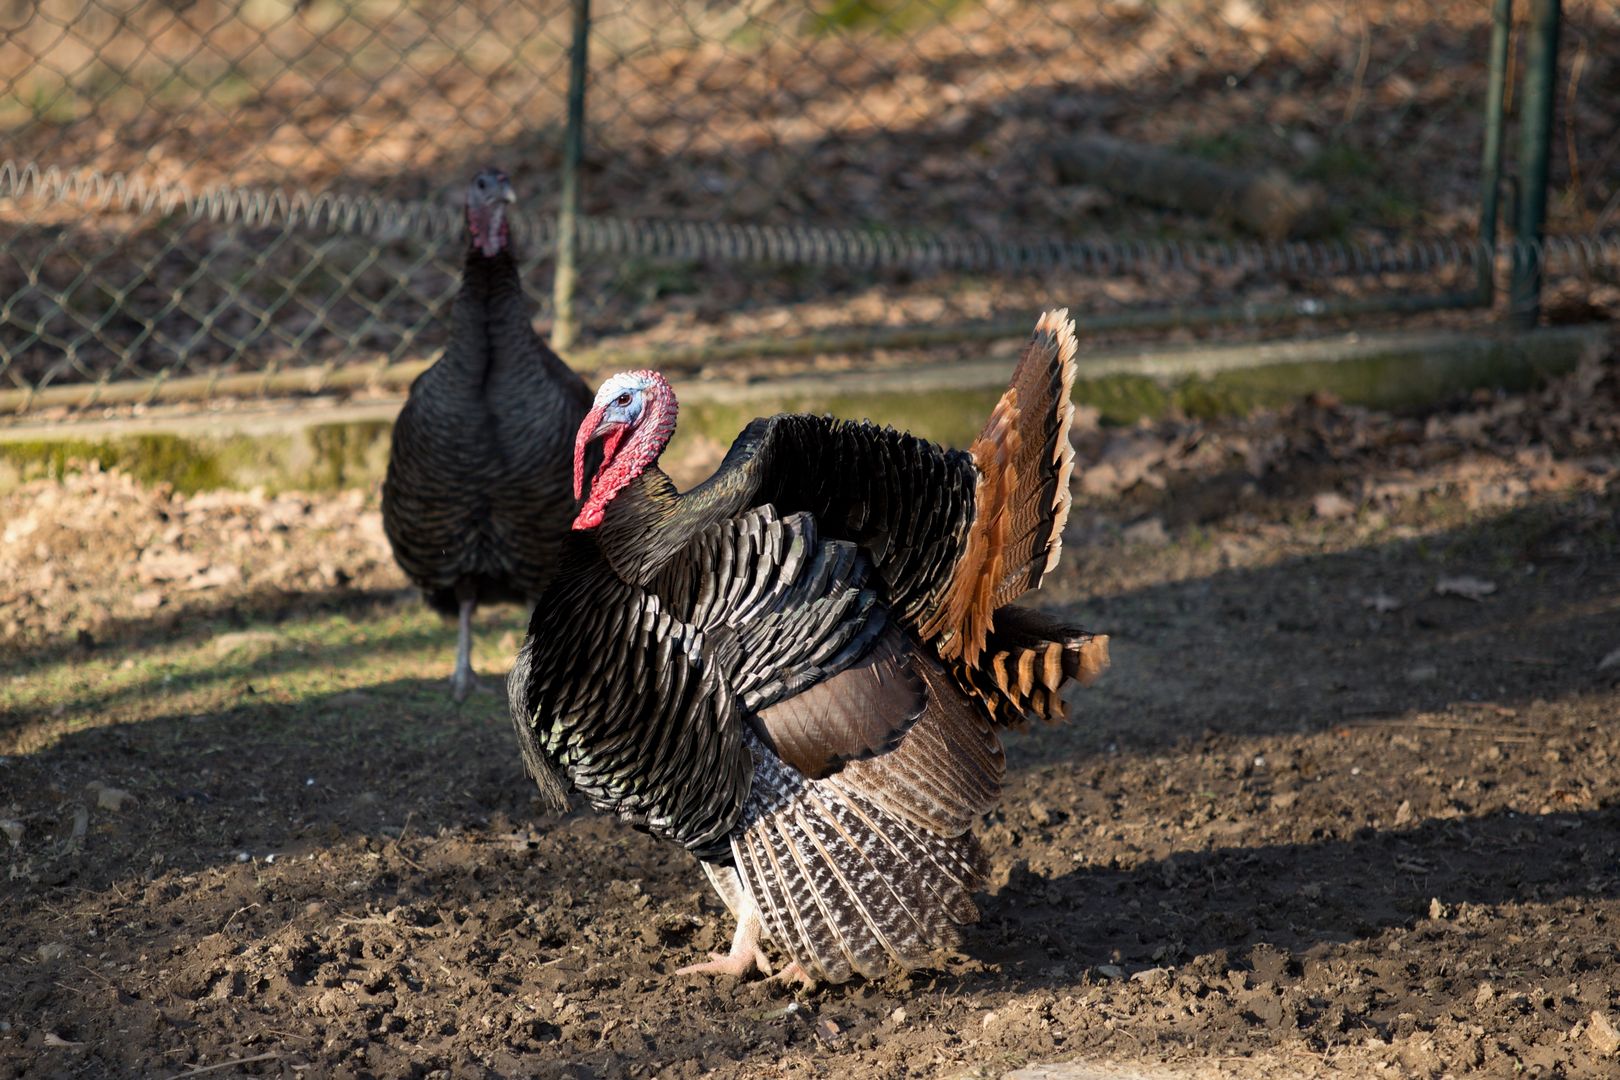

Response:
(2, 0), (1617, 414)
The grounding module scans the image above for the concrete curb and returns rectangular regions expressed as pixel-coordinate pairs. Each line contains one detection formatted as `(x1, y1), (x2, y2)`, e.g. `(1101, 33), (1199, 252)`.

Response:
(1, 323), (1608, 495)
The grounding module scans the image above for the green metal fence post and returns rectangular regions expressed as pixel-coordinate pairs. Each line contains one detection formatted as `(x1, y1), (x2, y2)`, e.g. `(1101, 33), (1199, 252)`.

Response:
(1476, 0), (1513, 306)
(1509, 0), (1561, 328)
(552, 0), (592, 354)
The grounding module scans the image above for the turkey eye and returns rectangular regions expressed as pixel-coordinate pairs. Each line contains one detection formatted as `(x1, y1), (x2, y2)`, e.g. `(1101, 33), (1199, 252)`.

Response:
(615, 392), (632, 406)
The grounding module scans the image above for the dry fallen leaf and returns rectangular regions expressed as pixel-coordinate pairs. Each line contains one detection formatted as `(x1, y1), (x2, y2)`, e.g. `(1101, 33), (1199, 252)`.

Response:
(130, 589), (164, 612)
(1078, 461), (1123, 497)
(184, 563), (243, 591)
(136, 548), (205, 583)
(1435, 575), (1497, 601)
(814, 1018), (843, 1045)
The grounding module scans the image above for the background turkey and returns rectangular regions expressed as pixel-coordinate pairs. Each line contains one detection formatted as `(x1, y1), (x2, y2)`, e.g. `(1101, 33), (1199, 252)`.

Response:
(509, 309), (1109, 985)
(383, 168), (592, 701)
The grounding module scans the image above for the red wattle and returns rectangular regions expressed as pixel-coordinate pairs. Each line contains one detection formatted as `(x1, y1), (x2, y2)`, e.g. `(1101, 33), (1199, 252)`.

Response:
(598, 427), (626, 473)
(573, 404), (607, 500)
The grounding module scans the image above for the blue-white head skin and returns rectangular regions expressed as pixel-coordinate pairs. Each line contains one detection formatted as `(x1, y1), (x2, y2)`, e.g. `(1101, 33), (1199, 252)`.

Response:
(572, 370), (678, 530)
(589, 371), (655, 438)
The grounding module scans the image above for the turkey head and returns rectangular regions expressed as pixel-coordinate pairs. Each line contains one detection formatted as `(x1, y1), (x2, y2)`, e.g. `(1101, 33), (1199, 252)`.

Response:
(465, 167), (515, 258)
(572, 369), (678, 529)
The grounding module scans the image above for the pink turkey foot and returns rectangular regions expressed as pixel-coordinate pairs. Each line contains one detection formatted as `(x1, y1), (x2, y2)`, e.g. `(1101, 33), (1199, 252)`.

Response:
(675, 946), (772, 979)
(768, 961), (817, 990)
(676, 911), (772, 980)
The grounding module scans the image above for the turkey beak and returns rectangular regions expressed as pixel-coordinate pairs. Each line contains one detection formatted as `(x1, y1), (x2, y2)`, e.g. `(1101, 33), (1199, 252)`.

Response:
(588, 413), (624, 442)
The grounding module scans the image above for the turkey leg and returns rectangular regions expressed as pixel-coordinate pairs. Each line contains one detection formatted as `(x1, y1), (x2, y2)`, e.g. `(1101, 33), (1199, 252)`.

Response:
(678, 863), (773, 979)
(450, 597), (481, 702)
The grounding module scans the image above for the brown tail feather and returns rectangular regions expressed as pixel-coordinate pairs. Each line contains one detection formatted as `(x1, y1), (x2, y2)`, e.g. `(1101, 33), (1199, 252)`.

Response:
(990, 309), (1078, 604)
(949, 604), (1110, 728)
(922, 310), (1079, 664)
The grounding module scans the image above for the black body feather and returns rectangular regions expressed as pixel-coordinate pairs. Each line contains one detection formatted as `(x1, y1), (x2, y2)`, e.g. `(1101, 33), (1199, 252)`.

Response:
(382, 235), (590, 615)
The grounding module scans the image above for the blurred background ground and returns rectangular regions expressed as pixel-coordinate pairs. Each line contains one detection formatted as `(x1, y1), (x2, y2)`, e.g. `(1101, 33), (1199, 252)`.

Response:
(3, 0), (1617, 400)
(2, 340), (1616, 1078)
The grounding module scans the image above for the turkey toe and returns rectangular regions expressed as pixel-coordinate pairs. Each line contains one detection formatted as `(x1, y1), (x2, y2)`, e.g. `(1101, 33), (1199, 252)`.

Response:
(676, 949), (770, 979)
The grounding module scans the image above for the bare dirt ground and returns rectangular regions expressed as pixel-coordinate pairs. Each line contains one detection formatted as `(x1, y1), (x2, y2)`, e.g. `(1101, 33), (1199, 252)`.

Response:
(3, 347), (1620, 1078)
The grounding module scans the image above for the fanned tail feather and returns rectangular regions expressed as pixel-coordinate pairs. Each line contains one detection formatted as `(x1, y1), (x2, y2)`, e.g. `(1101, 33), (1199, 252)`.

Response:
(924, 309), (1080, 663)
(732, 734), (986, 982)
(999, 308), (1079, 598)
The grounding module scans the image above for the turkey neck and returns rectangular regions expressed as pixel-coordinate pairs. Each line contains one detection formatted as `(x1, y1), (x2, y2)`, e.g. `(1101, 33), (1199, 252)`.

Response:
(444, 248), (526, 381)
(460, 247), (589, 412)
(583, 467), (673, 582)
(593, 462), (773, 584)
(456, 244), (522, 308)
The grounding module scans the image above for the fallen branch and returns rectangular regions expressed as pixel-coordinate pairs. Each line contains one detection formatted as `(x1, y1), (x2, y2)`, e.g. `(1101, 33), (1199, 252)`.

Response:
(165, 1052), (281, 1079)
(335, 915), (440, 937)
(1049, 135), (1329, 240)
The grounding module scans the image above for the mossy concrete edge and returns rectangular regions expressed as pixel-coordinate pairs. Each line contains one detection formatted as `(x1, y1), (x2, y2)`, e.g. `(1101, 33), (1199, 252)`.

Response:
(0, 324), (1606, 495)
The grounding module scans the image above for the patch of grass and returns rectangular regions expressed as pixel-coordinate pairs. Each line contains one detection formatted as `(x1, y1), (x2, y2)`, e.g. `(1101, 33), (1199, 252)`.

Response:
(0, 82), (81, 125)
(1074, 375), (1174, 425)
(1302, 142), (1428, 229)
(304, 420), (393, 492)
(0, 420), (402, 497)
(1301, 142), (1381, 183)
(801, 0), (978, 37)
(1, 601), (525, 756)
(1364, 188), (1425, 228)
(1178, 338), (1583, 420)
(1180, 128), (1268, 167)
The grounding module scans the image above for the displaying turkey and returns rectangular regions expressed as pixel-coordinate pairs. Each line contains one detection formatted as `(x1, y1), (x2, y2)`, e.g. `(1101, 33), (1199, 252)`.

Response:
(383, 168), (591, 701)
(509, 309), (1109, 984)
